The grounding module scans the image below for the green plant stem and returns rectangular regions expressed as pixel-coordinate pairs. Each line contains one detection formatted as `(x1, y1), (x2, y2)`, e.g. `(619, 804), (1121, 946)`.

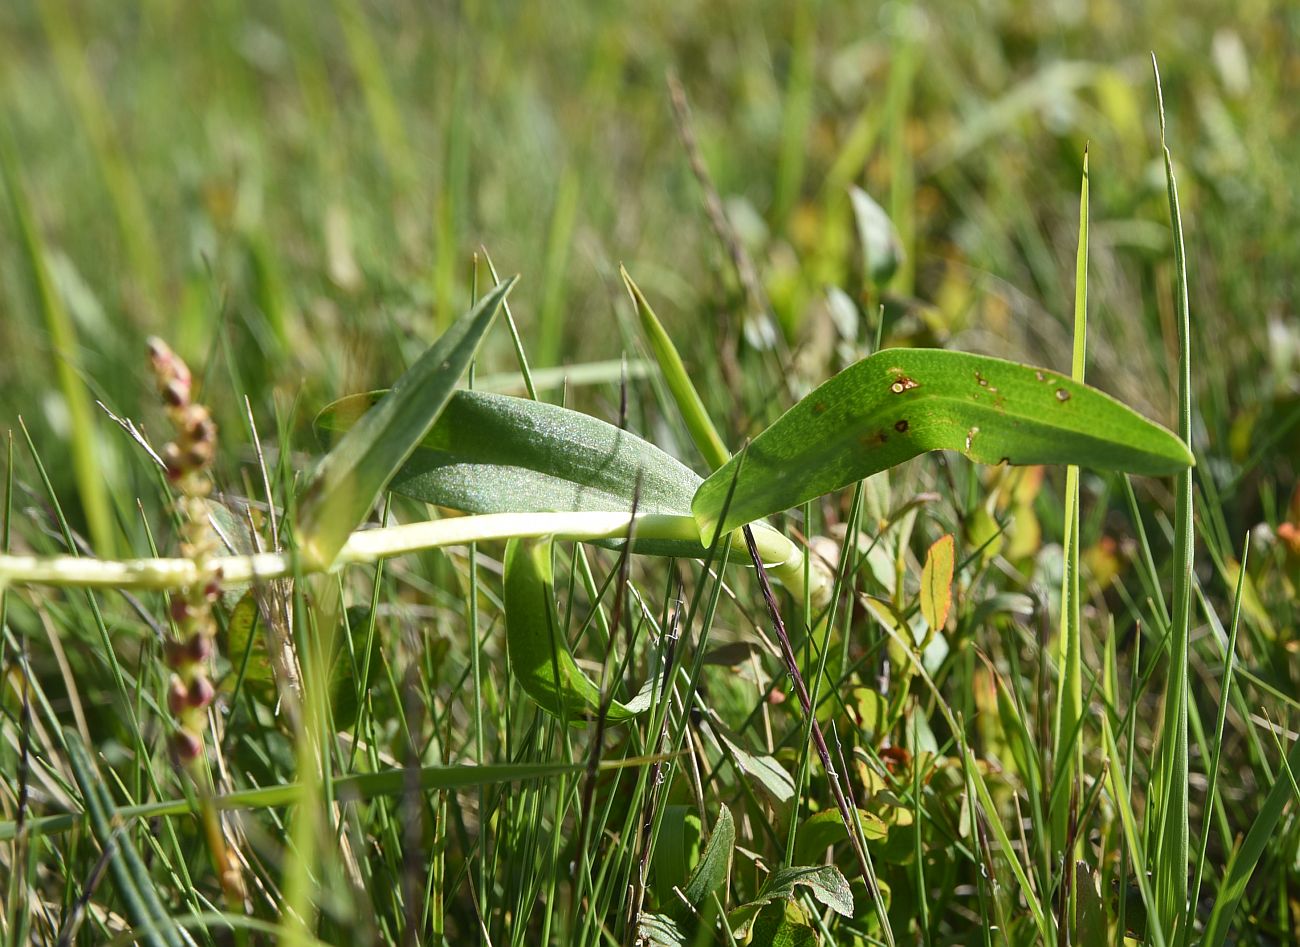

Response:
(0, 510), (832, 602)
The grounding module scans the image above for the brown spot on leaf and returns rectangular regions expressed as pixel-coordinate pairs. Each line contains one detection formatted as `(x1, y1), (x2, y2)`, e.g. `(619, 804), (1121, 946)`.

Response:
(1055, 388), (1071, 402)
(890, 375), (920, 394)
(895, 419), (909, 433)
(812, 401), (827, 415)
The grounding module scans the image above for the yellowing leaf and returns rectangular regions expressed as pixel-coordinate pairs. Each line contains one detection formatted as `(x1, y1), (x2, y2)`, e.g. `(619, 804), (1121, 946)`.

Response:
(920, 534), (955, 633)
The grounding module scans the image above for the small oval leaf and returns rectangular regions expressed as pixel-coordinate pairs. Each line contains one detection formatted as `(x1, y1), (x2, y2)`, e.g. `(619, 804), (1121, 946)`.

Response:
(693, 348), (1194, 540)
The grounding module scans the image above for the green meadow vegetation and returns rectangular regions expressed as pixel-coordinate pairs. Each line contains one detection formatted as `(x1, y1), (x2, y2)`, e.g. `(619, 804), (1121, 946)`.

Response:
(1, 1), (1298, 944)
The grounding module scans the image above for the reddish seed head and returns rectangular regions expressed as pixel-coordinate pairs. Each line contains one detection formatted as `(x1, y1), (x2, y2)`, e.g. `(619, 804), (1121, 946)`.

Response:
(187, 675), (215, 708)
(167, 675), (189, 715)
(203, 576), (222, 601)
(163, 638), (188, 669)
(186, 444), (214, 469)
(170, 729), (202, 765)
(169, 595), (191, 623)
(162, 378), (189, 408)
(186, 633), (214, 664)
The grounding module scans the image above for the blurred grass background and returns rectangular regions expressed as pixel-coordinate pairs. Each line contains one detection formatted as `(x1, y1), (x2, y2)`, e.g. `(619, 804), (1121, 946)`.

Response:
(2, 0), (1296, 501)
(2, 0), (1300, 943)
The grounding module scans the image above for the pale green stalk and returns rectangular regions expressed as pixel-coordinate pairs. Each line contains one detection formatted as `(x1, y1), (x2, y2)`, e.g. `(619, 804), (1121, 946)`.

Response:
(0, 510), (830, 602)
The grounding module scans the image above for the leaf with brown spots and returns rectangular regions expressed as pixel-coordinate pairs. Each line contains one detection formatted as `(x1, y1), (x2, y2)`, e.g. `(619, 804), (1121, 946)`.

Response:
(692, 348), (1193, 539)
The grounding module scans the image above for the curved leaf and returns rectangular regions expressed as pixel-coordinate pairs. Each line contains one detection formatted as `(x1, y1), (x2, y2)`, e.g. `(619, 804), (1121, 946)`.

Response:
(297, 277), (516, 567)
(503, 537), (647, 723)
(693, 348), (1194, 540)
(682, 804), (735, 908)
(319, 388), (707, 557)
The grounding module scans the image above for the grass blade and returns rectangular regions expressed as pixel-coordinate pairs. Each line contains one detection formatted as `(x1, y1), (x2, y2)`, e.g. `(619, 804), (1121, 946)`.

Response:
(64, 732), (181, 947)
(297, 277), (515, 567)
(1052, 146), (1088, 870)
(621, 267), (730, 471)
(1150, 57), (1195, 939)
(1187, 535), (1248, 946)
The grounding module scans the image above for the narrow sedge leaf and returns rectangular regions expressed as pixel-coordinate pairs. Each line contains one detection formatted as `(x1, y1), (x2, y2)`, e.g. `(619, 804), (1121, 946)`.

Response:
(1052, 145), (1088, 863)
(621, 266), (730, 470)
(692, 348), (1193, 540)
(919, 533), (954, 632)
(297, 277), (516, 567)
(503, 537), (645, 723)
(64, 733), (181, 947)
(1202, 732), (1300, 947)
(1151, 57), (1195, 937)
(681, 803), (735, 908)
(318, 388), (705, 557)
(3, 758), (649, 842)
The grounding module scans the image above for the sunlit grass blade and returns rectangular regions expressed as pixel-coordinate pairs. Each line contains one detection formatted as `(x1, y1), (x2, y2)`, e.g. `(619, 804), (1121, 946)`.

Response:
(621, 267), (730, 470)
(1052, 145), (1088, 874)
(296, 277), (515, 567)
(1150, 57), (1195, 939)
(692, 347), (1193, 540)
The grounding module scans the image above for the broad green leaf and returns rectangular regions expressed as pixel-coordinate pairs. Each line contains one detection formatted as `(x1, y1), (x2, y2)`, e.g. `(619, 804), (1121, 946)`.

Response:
(1077, 862), (1110, 947)
(637, 913), (690, 947)
(750, 900), (818, 947)
(794, 808), (888, 865)
(318, 388), (706, 558)
(503, 537), (647, 723)
(297, 277), (515, 567)
(920, 533), (954, 633)
(622, 267), (730, 470)
(330, 606), (382, 732)
(682, 804), (735, 907)
(693, 348), (1194, 540)
(760, 864), (855, 918)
